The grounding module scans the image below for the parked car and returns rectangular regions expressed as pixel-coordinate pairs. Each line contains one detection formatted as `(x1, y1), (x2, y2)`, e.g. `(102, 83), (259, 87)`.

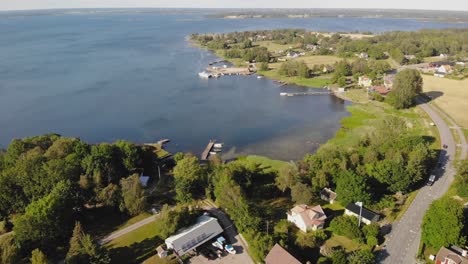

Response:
(199, 248), (216, 260)
(225, 244), (236, 254)
(217, 236), (227, 245)
(212, 241), (223, 250)
(427, 174), (436, 186)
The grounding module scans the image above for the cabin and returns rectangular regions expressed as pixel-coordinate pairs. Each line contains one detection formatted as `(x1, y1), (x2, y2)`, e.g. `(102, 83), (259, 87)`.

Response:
(306, 44), (319, 51)
(320, 188), (337, 204)
(287, 204), (327, 232)
(156, 245), (168, 258)
(323, 65), (334, 73)
(358, 76), (373, 87)
(287, 51), (300, 58)
(404, 54), (416, 60)
(265, 244), (301, 264)
(165, 215), (223, 256)
(345, 202), (380, 225)
(435, 246), (468, 264)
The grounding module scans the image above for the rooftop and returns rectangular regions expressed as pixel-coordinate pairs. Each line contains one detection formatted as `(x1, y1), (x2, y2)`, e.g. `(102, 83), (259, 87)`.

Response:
(265, 243), (301, 264)
(345, 203), (380, 222)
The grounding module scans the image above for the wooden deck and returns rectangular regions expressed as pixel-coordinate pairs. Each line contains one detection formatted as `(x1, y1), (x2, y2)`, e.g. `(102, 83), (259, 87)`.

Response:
(201, 140), (216, 160)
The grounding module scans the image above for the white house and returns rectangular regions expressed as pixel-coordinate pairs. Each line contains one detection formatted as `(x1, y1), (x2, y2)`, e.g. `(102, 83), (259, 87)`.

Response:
(287, 204), (327, 232)
(286, 51), (300, 58)
(358, 52), (369, 59)
(344, 202), (380, 225)
(358, 76), (373, 87)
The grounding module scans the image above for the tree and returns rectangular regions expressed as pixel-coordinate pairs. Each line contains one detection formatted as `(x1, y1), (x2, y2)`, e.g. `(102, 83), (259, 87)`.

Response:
(0, 233), (18, 264)
(347, 249), (375, 264)
(291, 183), (313, 204)
(335, 170), (371, 206)
(173, 155), (204, 203)
(387, 69), (422, 109)
(422, 197), (465, 249)
(31, 249), (49, 264)
(115, 140), (142, 172)
(120, 174), (146, 215)
(295, 229), (328, 248)
(329, 216), (363, 241)
(456, 160), (468, 196)
(259, 62), (269, 71)
(331, 248), (347, 264)
(14, 180), (78, 250)
(275, 164), (298, 192)
(66, 222), (110, 264)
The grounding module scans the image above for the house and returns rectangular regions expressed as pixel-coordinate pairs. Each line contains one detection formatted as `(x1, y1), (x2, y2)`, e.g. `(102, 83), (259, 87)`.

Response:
(165, 215), (223, 256)
(358, 52), (369, 59)
(344, 202), (380, 225)
(456, 61), (465, 66)
(369, 86), (391, 96)
(139, 175), (150, 188)
(383, 74), (395, 89)
(435, 246), (468, 264)
(287, 204), (327, 232)
(439, 53), (449, 58)
(358, 76), (373, 87)
(320, 188), (337, 204)
(437, 65), (453, 74)
(265, 244), (301, 264)
(287, 51), (300, 58)
(404, 54), (416, 60)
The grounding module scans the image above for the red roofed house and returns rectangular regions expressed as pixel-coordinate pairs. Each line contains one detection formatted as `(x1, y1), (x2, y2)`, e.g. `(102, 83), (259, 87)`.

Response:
(287, 204), (327, 232)
(435, 246), (468, 264)
(265, 243), (301, 264)
(369, 86), (391, 96)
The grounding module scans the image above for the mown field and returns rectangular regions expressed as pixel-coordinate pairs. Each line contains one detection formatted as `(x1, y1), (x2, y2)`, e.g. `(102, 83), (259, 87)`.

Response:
(422, 75), (468, 127)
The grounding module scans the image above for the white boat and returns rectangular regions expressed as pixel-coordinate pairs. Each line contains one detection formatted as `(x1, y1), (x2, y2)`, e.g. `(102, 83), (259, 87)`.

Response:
(198, 71), (211, 79)
(280, 93), (288, 96)
(214, 143), (224, 148)
(257, 76), (264, 79)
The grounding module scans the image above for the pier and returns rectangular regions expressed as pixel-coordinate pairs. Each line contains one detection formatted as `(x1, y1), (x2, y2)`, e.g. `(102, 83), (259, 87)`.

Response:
(206, 66), (254, 76)
(280, 91), (333, 96)
(201, 140), (216, 160)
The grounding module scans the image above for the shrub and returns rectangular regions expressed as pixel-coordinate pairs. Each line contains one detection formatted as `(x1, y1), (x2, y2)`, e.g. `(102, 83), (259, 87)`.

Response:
(329, 216), (363, 242)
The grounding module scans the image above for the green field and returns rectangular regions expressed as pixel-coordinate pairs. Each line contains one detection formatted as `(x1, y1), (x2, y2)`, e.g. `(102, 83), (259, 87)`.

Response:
(253, 40), (299, 52)
(241, 155), (289, 172)
(324, 235), (361, 252)
(106, 221), (162, 264)
(258, 69), (331, 88)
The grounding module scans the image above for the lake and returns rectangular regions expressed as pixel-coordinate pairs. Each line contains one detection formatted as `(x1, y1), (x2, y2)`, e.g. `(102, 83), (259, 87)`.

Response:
(0, 9), (466, 160)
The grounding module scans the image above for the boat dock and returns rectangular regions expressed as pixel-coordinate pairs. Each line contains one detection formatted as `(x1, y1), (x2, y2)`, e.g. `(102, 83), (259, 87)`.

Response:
(201, 140), (216, 160)
(208, 60), (226, 66)
(206, 66), (254, 76)
(201, 140), (224, 160)
(280, 91), (333, 96)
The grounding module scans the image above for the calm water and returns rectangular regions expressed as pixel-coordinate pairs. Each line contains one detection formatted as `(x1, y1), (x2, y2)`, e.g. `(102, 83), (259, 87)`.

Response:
(1, 10), (466, 160)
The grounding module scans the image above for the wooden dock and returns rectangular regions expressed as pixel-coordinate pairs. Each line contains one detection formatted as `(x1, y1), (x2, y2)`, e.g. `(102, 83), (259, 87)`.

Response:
(201, 140), (216, 160)
(280, 91), (333, 96)
(206, 67), (254, 76)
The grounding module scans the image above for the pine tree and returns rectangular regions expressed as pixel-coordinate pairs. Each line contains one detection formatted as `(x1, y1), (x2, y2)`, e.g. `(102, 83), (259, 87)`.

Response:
(66, 222), (85, 264)
(31, 249), (49, 264)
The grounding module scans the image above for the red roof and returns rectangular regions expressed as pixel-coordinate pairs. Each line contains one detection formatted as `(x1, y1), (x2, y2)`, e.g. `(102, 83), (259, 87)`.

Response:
(265, 244), (301, 264)
(370, 86), (391, 95)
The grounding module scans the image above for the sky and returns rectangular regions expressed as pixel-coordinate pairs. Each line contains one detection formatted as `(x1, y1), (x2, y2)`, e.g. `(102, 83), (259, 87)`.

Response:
(0, 0), (467, 11)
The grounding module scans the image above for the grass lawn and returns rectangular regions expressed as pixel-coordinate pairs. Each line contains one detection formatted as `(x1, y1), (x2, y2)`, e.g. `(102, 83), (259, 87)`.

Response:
(464, 129), (468, 141)
(422, 75), (468, 127)
(253, 40), (299, 52)
(299, 55), (348, 68)
(106, 221), (163, 264)
(241, 155), (290, 173)
(325, 234), (361, 252)
(258, 69), (331, 88)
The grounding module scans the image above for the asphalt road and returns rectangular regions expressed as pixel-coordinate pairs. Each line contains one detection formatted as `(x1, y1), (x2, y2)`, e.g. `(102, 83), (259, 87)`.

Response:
(378, 99), (467, 263)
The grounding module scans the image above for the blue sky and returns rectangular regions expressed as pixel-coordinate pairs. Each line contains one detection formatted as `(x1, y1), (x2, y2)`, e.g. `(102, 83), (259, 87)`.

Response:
(1, 0), (467, 11)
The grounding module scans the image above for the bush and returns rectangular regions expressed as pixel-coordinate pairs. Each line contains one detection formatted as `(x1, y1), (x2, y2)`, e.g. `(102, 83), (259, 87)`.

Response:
(259, 62), (269, 71)
(329, 216), (363, 242)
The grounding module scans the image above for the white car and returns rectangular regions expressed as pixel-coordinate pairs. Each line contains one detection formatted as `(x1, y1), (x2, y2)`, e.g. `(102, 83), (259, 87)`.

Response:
(212, 241), (223, 250)
(225, 244), (236, 254)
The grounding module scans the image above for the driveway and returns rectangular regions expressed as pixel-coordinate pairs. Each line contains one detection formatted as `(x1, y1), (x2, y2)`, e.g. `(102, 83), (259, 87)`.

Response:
(98, 215), (157, 245)
(378, 99), (467, 263)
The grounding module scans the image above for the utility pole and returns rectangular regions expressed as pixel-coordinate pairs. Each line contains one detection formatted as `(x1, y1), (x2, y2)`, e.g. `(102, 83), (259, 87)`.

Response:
(158, 165), (161, 180)
(266, 220), (269, 236)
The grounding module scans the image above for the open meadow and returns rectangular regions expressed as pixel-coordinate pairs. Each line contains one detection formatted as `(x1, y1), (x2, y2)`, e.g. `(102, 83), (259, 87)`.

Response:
(422, 75), (468, 127)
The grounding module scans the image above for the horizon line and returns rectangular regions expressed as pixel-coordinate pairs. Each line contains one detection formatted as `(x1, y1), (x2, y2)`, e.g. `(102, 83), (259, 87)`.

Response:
(1, 7), (468, 12)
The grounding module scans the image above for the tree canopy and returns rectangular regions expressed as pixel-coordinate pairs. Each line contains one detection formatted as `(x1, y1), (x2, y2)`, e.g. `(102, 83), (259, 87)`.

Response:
(387, 69), (423, 109)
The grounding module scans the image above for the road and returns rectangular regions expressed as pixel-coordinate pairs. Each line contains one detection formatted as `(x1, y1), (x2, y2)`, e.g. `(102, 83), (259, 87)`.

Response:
(98, 215), (157, 245)
(379, 99), (467, 263)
